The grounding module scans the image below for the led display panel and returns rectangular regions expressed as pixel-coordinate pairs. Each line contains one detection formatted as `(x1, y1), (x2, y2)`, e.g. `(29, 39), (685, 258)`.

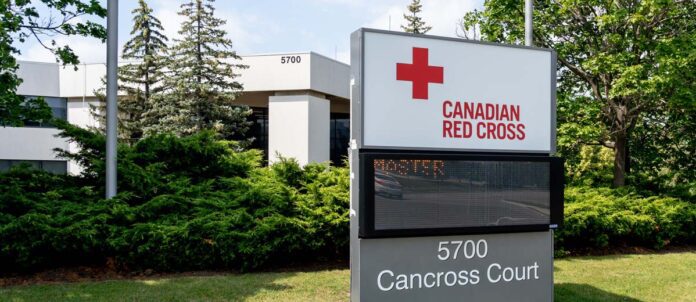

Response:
(359, 153), (563, 238)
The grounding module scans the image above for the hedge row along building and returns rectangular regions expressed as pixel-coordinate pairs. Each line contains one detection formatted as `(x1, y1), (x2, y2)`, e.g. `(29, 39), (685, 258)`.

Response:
(1, 52), (350, 174)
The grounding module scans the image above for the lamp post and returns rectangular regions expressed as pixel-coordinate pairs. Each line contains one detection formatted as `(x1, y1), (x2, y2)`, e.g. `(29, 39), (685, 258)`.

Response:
(105, 0), (118, 198)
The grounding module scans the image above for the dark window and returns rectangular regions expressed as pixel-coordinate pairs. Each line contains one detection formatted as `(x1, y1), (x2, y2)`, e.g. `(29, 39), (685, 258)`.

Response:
(247, 108), (269, 160)
(21, 96), (67, 127)
(0, 160), (67, 174)
(0, 161), (10, 171)
(244, 109), (349, 166)
(330, 113), (350, 166)
(42, 161), (68, 174)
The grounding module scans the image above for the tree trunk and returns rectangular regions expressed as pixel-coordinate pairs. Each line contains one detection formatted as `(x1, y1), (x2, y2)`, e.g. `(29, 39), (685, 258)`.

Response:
(612, 131), (627, 187)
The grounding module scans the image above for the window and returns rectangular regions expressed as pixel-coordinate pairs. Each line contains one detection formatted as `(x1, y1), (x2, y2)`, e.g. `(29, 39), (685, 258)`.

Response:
(247, 108), (269, 160)
(330, 113), (350, 166)
(244, 109), (349, 166)
(21, 96), (68, 127)
(0, 160), (68, 174)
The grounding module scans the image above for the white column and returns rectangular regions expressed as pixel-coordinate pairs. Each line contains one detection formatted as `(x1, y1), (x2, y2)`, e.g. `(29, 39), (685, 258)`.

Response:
(268, 93), (330, 165)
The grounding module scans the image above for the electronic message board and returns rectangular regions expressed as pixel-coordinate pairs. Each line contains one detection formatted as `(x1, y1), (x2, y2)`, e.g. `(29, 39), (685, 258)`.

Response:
(359, 152), (563, 238)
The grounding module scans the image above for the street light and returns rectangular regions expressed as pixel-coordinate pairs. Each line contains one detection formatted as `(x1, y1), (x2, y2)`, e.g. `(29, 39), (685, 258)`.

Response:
(105, 0), (118, 198)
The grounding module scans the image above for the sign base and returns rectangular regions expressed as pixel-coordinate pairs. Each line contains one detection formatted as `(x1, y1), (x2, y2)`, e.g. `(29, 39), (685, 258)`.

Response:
(352, 231), (554, 302)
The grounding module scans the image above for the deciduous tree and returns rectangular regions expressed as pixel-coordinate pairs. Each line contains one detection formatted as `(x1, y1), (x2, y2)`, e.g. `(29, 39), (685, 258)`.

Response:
(0, 0), (106, 127)
(460, 0), (695, 187)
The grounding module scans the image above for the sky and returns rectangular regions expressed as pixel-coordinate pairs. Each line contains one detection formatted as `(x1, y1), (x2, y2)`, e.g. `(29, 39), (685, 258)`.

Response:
(16, 0), (484, 64)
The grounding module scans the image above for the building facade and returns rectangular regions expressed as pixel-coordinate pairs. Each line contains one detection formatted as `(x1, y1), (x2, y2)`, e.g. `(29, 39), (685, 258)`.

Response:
(0, 52), (350, 174)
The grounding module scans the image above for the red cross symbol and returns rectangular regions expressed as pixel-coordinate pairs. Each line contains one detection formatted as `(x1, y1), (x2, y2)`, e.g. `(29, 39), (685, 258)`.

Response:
(396, 47), (444, 100)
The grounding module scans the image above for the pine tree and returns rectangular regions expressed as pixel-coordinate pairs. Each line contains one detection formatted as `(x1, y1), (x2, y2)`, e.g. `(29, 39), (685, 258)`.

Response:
(143, 0), (251, 139)
(401, 0), (431, 34)
(92, 0), (168, 143)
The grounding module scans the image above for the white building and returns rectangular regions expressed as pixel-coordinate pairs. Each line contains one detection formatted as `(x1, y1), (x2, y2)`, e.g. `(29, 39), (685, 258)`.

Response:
(0, 52), (350, 174)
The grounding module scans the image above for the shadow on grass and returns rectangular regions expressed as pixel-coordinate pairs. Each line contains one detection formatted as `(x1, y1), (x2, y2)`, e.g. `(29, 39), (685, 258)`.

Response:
(555, 283), (642, 302)
(131, 272), (296, 301)
(0, 272), (297, 302)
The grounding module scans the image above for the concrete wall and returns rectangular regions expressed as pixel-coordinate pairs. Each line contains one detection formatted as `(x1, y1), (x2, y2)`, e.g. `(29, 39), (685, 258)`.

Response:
(66, 97), (101, 174)
(60, 63), (107, 98)
(268, 93), (329, 165)
(16, 61), (60, 97)
(239, 52), (349, 99)
(310, 53), (350, 100)
(239, 53), (312, 93)
(68, 97), (101, 129)
(0, 127), (67, 161)
(307, 95), (330, 163)
(18, 53), (350, 99)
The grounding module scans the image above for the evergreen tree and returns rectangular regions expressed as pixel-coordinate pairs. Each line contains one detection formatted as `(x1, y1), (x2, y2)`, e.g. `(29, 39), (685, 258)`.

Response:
(143, 0), (251, 139)
(401, 0), (431, 34)
(92, 0), (168, 143)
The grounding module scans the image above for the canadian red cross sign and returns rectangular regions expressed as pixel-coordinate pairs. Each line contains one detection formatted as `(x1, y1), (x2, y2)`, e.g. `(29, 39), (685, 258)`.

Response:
(396, 47), (443, 100)
(349, 29), (561, 302)
(357, 29), (556, 153)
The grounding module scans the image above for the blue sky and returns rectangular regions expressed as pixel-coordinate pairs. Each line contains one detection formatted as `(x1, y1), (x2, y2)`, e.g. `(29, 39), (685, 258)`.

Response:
(17, 0), (484, 64)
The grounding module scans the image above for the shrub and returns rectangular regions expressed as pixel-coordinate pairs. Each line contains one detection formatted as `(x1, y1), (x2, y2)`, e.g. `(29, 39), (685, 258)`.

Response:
(0, 126), (350, 273)
(556, 186), (696, 251)
(1, 123), (693, 273)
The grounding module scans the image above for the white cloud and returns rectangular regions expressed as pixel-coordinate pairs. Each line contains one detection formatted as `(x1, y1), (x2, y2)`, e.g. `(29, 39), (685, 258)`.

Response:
(16, 15), (106, 64)
(153, 1), (266, 55)
(152, 3), (185, 42)
(18, 1), (265, 64)
(217, 11), (265, 54)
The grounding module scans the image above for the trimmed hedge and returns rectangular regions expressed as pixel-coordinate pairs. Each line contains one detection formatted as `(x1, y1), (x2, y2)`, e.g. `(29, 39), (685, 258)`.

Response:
(556, 187), (696, 251)
(0, 128), (348, 273)
(0, 162), (349, 272)
(1, 125), (694, 273)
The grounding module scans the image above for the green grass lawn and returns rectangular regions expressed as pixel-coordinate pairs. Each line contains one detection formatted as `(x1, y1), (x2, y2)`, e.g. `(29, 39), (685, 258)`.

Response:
(1, 252), (694, 302)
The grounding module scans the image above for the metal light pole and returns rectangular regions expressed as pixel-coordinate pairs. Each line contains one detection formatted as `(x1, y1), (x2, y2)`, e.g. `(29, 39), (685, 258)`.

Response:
(525, 0), (533, 46)
(105, 0), (118, 198)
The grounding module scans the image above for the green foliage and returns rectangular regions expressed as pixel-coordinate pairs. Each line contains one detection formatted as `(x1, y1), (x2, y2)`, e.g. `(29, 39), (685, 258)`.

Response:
(0, 125), (348, 272)
(1, 124), (694, 272)
(462, 0), (696, 187)
(556, 186), (696, 251)
(142, 0), (251, 140)
(401, 0), (431, 34)
(566, 145), (614, 186)
(0, 0), (106, 126)
(1, 126), (692, 273)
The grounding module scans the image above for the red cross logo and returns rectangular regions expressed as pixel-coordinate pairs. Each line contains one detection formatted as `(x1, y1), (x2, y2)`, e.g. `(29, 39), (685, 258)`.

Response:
(396, 47), (444, 100)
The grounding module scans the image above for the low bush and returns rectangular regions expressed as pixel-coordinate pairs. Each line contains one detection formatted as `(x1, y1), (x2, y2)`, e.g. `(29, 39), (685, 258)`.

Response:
(1, 123), (693, 273)
(556, 186), (696, 251)
(0, 126), (349, 273)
